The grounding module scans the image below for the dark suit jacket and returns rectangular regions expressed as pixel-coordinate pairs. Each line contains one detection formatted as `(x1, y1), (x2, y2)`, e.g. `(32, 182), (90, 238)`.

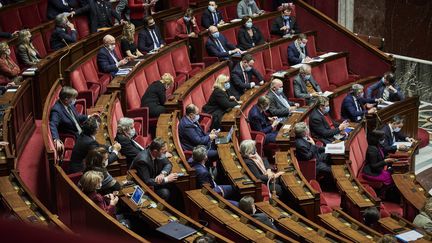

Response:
(140, 80), (166, 118)
(252, 213), (278, 230)
(230, 62), (264, 99)
(201, 9), (224, 29)
(178, 116), (211, 152)
(309, 108), (340, 144)
(205, 35), (236, 60)
(69, 134), (118, 173)
(192, 162), (216, 188)
(295, 137), (324, 162)
(80, 0), (121, 33)
(115, 133), (143, 166)
(50, 26), (78, 51)
(49, 100), (87, 140)
(248, 105), (273, 135)
(203, 88), (238, 129)
(366, 79), (405, 101)
(0, 32), (12, 39)
(243, 157), (272, 183)
(131, 148), (172, 187)
(271, 15), (300, 37)
(267, 89), (294, 117)
(236, 26), (264, 51)
(288, 42), (308, 65)
(47, 0), (74, 20)
(362, 145), (387, 176)
(293, 74), (321, 105)
(97, 47), (120, 76)
(380, 124), (406, 153)
(341, 94), (376, 122)
(137, 27), (165, 53)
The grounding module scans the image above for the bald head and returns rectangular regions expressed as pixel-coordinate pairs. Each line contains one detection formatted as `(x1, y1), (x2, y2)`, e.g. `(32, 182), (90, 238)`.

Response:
(103, 35), (115, 44)
(208, 25), (218, 34)
(271, 79), (283, 89)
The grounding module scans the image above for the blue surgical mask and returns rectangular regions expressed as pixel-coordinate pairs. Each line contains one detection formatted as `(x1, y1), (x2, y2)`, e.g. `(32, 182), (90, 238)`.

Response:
(184, 16), (191, 22)
(193, 114), (200, 123)
(157, 153), (166, 160)
(304, 74), (311, 80)
(324, 106), (330, 114)
(245, 22), (253, 29)
(224, 82), (231, 90)
(283, 16), (290, 20)
(277, 87), (283, 94)
(212, 31), (220, 38)
(129, 128), (136, 138)
(70, 99), (76, 106)
(245, 66), (252, 72)
(208, 5), (215, 12)
(394, 127), (401, 133)
(300, 43), (306, 48)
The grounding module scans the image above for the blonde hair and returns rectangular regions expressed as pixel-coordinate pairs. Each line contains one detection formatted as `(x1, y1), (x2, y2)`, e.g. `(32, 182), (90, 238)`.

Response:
(0, 42), (9, 55)
(213, 74), (229, 90)
(79, 170), (103, 193)
(18, 29), (32, 45)
(122, 22), (135, 43)
(160, 73), (174, 86)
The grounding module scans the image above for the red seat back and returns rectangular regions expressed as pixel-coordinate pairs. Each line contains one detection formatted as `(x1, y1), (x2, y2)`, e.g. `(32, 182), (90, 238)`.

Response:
(38, 0), (48, 22)
(144, 62), (161, 84)
(287, 77), (295, 98)
(221, 28), (237, 45)
(263, 46), (283, 71)
(157, 53), (176, 79)
(43, 28), (54, 52)
(326, 57), (349, 87)
(306, 34), (317, 57)
(126, 79), (141, 110)
(70, 69), (88, 91)
(81, 59), (99, 83)
(133, 71), (149, 96)
(19, 5), (42, 29)
(74, 16), (90, 39)
(0, 9), (22, 32)
(252, 52), (266, 77)
(32, 33), (48, 58)
(224, 5), (237, 20)
(311, 64), (330, 91)
(171, 44), (192, 73)
(330, 93), (347, 121)
(164, 19), (178, 41)
(254, 20), (270, 41)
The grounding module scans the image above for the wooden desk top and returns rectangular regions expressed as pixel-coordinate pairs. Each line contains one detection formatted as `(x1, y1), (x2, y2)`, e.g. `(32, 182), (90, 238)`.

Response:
(392, 173), (428, 211)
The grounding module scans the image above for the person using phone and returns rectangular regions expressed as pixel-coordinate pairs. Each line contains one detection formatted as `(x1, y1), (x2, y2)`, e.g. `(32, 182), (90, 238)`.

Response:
(248, 96), (280, 144)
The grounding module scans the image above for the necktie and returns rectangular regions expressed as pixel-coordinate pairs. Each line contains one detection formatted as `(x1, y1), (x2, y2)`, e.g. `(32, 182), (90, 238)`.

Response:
(212, 13), (218, 25)
(383, 88), (390, 101)
(243, 71), (249, 84)
(109, 50), (118, 65)
(353, 97), (362, 121)
(150, 30), (160, 49)
(391, 132), (396, 144)
(324, 115), (335, 129)
(66, 106), (82, 134)
(305, 81), (315, 94)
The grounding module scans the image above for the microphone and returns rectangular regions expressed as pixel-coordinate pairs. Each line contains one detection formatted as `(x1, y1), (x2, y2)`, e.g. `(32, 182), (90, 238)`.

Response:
(59, 38), (71, 83)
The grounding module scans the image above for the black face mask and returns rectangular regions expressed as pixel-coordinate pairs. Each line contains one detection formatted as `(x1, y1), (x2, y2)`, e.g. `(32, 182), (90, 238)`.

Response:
(148, 24), (155, 29)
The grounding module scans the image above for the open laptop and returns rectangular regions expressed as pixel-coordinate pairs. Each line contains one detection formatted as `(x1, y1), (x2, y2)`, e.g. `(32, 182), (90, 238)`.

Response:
(156, 221), (197, 240)
(215, 126), (234, 144)
(130, 185), (144, 206)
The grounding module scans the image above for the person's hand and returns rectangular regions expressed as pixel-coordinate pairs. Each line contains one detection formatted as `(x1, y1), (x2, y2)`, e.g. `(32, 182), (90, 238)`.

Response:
(118, 58), (128, 66)
(232, 48), (241, 53)
(0, 141), (9, 146)
(66, 22), (75, 30)
(388, 85), (397, 93)
(271, 119), (280, 128)
(219, 20), (225, 25)
(112, 142), (121, 152)
(338, 121), (349, 130)
(188, 32), (197, 38)
(109, 195), (119, 206)
(269, 116), (278, 122)
(407, 137), (416, 143)
(398, 144), (408, 151)
(311, 92), (319, 97)
(375, 98), (384, 104)
(306, 136), (315, 145)
(69, 11), (75, 18)
(160, 44), (165, 48)
(384, 158), (395, 163)
(259, 10), (265, 15)
(54, 139), (64, 154)
(249, 82), (256, 88)
(304, 56), (312, 62)
(89, 112), (100, 118)
(165, 151), (173, 158)
(280, 26), (288, 31)
(229, 96), (236, 101)
(259, 80), (264, 85)
(252, 13), (259, 17)
(155, 174), (165, 184)
(289, 106), (297, 111)
(367, 107), (377, 114)
(275, 171), (284, 178)
(165, 173), (178, 183)
(237, 100), (243, 104)
(191, 17), (197, 25)
(209, 130), (217, 140)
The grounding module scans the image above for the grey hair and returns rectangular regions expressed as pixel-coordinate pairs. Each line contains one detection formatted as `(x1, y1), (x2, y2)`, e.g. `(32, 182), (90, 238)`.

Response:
(117, 117), (134, 133)
(351, 84), (364, 93)
(299, 64), (311, 74)
(294, 122), (308, 137)
(270, 79), (283, 89)
(240, 139), (256, 157)
(192, 145), (207, 163)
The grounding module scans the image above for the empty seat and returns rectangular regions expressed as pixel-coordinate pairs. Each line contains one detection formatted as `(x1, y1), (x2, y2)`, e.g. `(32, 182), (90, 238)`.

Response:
(70, 68), (101, 107)
(325, 57), (358, 87)
(0, 9), (22, 33)
(19, 5), (42, 29)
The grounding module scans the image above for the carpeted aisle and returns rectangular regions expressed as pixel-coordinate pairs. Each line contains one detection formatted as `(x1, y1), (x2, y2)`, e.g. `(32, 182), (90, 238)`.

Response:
(16, 120), (49, 205)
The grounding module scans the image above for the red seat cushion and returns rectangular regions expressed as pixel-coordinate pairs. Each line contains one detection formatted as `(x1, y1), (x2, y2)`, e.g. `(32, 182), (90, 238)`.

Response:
(0, 10), (22, 32)
(325, 57), (351, 87)
(74, 16), (90, 39)
(417, 128), (430, 148)
(19, 5), (42, 29)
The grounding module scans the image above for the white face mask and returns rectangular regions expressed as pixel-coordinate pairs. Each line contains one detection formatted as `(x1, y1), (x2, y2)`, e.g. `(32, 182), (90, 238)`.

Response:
(129, 128), (136, 138)
(5, 49), (11, 56)
(108, 44), (115, 51)
(103, 159), (108, 167)
(393, 127), (401, 132)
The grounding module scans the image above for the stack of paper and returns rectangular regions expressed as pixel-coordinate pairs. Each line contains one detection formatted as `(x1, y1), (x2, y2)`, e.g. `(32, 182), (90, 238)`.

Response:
(116, 68), (132, 76)
(272, 71), (287, 78)
(378, 100), (394, 109)
(319, 52), (339, 58)
(395, 230), (423, 242)
(320, 91), (334, 97)
(325, 142), (345, 154)
(22, 67), (37, 76)
(393, 142), (412, 148)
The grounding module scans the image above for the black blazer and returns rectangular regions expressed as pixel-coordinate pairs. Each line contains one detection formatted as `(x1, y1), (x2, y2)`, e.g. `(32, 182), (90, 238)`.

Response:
(131, 149), (172, 188)
(203, 88), (238, 129)
(295, 137), (324, 162)
(266, 89), (295, 118)
(141, 80), (166, 109)
(201, 9), (224, 29)
(97, 47), (120, 76)
(236, 26), (265, 51)
(49, 100), (88, 140)
(47, 0), (74, 20)
(79, 0), (121, 33)
(230, 62), (264, 100)
(243, 157), (272, 183)
(137, 27), (165, 53)
(362, 145), (387, 176)
(50, 26), (78, 51)
(380, 124), (406, 153)
(69, 134), (118, 174)
(115, 133), (143, 166)
(309, 108), (340, 144)
(271, 15), (300, 37)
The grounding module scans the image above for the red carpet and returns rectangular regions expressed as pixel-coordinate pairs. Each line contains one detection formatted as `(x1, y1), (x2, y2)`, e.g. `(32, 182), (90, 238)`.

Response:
(16, 120), (49, 205)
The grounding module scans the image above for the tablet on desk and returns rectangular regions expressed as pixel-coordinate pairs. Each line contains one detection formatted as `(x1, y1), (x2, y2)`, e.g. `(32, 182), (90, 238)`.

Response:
(130, 186), (144, 206)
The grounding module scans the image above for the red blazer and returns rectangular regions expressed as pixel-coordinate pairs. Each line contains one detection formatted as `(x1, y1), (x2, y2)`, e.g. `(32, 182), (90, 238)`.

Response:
(87, 192), (116, 216)
(175, 17), (200, 39)
(128, 0), (152, 20)
(0, 56), (20, 85)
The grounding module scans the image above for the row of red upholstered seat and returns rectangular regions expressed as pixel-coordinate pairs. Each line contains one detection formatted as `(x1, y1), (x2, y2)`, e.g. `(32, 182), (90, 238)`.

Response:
(0, 0), (48, 33)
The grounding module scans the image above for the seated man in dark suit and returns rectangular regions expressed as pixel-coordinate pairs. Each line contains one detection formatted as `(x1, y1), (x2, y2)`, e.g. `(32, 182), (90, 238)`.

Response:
(47, 0), (77, 20)
(229, 54), (264, 100)
(79, 0), (123, 33)
(248, 96), (281, 144)
(138, 16), (166, 53)
(206, 25), (244, 61)
(97, 34), (129, 76)
(69, 116), (121, 174)
(288, 33), (312, 65)
(380, 115), (416, 153)
(130, 138), (178, 200)
(115, 117), (144, 166)
(294, 122), (331, 175)
(293, 64), (321, 105)
(178, 104), (218, 163)
(271, 5), (300, 37)
(366, 72), (405, 102)
(191, 145), (237, 203)
(49, 86), (95, 153)
(341, 84), (381, 122)
(238, 196), (278, 230)
(267, 78), (299, 118)
(309, 96), (349, 144)
(201, 1), (225, 29)
(50, 14), (78, 51)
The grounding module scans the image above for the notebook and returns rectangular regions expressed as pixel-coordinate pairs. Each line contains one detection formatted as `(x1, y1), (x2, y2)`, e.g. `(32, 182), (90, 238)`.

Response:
(156, 221), (197, 240)
(215, 126), (234, 144)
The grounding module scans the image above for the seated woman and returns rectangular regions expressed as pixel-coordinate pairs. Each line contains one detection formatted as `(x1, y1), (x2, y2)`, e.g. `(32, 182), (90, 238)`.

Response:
(120, 22), (144, 59)
(237, 16), (264, 51)
(141, 73), (174, 119)
(84, 147), (121, 194)
(203, 74), (239, 129)
(17, 30), (40, 67)
(0, 42), (22, 88)
(413, 197), (432, 233)
(362, 130), (396, 188)
(248, 96), (280, 144)
(240, 139), (284, 196)
(79, 170), (119, 216)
